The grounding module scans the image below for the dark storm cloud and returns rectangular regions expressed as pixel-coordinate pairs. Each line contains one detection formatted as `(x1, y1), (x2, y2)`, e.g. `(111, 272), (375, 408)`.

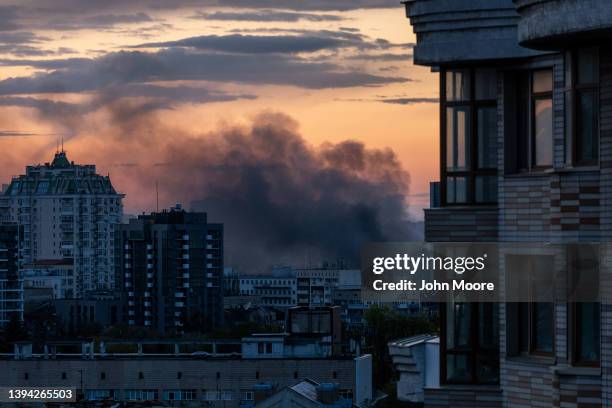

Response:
(41, 13), (155, 31)
(133, 31), (410, 54)
(0, 0), (401, 35)
(345, 52), (412, 62)
(211, 0), (400, 11)
(0, 48), (408, 95)
(0, 5), (20, 31)
(0, 84), (255, 117)
(0, 130), (41, 137)
(334, 96), (438, 105)
(0, 31), (57, 56)
(10, 0), (399, 14)
(379, 97), (439, 105)
(191, 10), (344, 22)
(132, 33), (365, 54)
(0, 57), (90, 69)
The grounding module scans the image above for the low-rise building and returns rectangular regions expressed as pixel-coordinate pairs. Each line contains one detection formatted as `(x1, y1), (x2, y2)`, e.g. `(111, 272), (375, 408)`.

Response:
(3, 329), (372, 407)
(239, 267), (297, 308)
(52, 292), (124, 332)
(295, 268), (360, 307)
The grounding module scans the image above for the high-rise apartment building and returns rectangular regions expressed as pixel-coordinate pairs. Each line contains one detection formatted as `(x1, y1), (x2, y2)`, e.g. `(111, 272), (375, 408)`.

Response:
(393, 1), (612, 407)
(115, 205), (223, 334)
(0, 223), (22, 326)
(0, 151), (123, 297)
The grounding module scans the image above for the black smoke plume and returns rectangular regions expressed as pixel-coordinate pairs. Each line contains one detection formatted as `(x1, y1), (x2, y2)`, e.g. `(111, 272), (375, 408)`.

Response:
(145, 112), (421, 271)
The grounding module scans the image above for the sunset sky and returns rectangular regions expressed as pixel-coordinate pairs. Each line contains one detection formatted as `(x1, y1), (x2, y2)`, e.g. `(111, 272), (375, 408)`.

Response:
(0, 0), (438, 222)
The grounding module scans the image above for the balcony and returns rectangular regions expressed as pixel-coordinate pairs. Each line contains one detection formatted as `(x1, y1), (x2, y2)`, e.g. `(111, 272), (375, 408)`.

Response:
(405, 0), (542, 66)
(514, 0), (612, 49)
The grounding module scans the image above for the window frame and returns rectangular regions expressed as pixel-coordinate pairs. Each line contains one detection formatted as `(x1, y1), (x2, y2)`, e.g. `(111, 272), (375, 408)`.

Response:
(440, 302), (499, 385)
(568, 47), (600, 167)
(440, 67), (498, 206)
(506, 256), (556, 359)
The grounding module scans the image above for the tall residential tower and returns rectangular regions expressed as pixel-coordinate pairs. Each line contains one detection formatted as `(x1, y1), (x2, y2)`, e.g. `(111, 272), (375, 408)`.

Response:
(115, 205), (223, 334)
(0, 151), (123, 297)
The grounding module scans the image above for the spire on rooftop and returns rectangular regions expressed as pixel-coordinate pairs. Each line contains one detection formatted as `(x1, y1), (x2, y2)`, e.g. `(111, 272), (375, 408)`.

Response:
(51, 150), (71, 168)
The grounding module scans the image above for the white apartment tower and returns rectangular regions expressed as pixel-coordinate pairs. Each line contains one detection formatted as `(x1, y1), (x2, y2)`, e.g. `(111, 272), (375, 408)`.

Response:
(0, 151), (123, 297)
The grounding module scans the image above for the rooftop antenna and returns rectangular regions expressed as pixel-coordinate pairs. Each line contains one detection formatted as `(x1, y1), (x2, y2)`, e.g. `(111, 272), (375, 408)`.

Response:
(56, 135), (59, 153)
(61, 134), (64, 153)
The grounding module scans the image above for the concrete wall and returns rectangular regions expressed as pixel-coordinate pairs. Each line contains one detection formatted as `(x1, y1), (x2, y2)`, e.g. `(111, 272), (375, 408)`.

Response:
(405, 0), (544, 66)
(515, 0), (612, 49)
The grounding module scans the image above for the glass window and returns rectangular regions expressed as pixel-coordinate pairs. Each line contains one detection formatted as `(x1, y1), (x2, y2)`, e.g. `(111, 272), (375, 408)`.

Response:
(447, 354), (472, 383)
(534, 98), (553, 167)
(443, 67), (497, 205)
(477, 107), (497, 169)
(575, 302), (600, 364)
(506, 255), (555, 357)
(446, 107), (471, 171)
(533, 302), (553, 353)
(444, 302), (499, 385)
(577, 48), (597, 85)
(573, 48), (599, 165)
(446, 177), (467, 204)
(447, 303), (471, 350)
(533, 69), (553, 93)
(475, 69), (497, 100)
(576, 91), (598, 162)
(446, 70), (470, 102)
(475, 176), (497, 203)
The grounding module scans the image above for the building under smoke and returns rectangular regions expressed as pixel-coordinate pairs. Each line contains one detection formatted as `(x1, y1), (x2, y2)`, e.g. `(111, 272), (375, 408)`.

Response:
(115, 205), (223, 334)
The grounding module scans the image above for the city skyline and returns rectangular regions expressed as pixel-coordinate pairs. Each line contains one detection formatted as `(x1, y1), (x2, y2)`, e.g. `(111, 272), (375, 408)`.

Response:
(0, 1), (438, 221)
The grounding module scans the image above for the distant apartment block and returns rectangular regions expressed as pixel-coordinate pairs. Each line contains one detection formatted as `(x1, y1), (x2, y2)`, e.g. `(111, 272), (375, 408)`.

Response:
(239, 267), (297, 308)
(115, 205), (223, 334)
(0, 223), (22, 326)
(395, 0), (612, 407)
(0, 151), (123, 297)
(295, 267), (360, 307)
(22, 259), (74, 299)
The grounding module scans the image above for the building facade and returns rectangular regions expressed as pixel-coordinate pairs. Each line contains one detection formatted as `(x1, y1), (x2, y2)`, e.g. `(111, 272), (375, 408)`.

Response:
(0, 151), (123, 297)
(399, 0), (612, 407)
(239, 267), (297, 308)
(22, 259), (74, 299)
(295, 268), (360, 307)
(0, 223), (22, 326)
(0, 354), (367, 407)
(115, 205), (223, 334)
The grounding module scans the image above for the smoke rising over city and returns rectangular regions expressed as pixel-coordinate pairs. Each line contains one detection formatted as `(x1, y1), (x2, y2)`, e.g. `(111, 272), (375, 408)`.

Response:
(101, 108), (420, 270)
